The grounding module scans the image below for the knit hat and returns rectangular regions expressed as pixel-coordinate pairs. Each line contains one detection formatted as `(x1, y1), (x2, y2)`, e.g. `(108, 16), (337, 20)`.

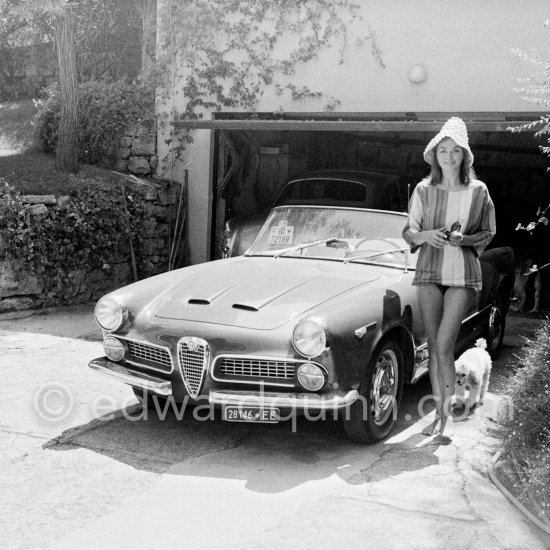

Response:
(423, 117), (474, 167)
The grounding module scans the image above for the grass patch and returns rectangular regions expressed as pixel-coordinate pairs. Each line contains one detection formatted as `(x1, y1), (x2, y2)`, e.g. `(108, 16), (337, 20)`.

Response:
(1, 149), (120, 195)
(0, 99), (133, 195)
(0, 99), (118, 195)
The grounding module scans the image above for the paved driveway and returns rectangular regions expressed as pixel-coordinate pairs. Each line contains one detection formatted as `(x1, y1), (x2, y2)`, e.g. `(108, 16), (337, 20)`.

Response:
(1, 305), (549, 550)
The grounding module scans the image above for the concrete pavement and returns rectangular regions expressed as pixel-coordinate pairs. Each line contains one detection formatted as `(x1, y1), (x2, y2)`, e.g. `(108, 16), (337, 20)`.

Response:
(1, 304), (549, 550)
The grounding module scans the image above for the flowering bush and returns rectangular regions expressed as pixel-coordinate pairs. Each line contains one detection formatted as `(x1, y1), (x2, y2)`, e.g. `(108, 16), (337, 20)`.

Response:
(515, 204), (549, 235)
(499, 319), (550, 522)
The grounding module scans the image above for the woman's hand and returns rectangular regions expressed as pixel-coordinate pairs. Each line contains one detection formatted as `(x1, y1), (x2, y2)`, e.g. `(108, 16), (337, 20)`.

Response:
(422, 228), (448, 249)
(447, 230), (464, 247)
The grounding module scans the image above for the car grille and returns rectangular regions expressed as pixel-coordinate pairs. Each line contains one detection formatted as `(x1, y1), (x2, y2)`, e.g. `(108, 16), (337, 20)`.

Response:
(178, 337), (209, 399)
(213, 356), (298, 386)
(123, 338), (304, 394)
(126, 340), (172, 373)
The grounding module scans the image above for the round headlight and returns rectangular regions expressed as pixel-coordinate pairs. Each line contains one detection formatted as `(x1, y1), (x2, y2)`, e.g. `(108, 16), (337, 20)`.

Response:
(95, 297), (128, 331)
(297, 363), (326, 392)
(293, 319), (327, 358)
(103, 336), (125, 362)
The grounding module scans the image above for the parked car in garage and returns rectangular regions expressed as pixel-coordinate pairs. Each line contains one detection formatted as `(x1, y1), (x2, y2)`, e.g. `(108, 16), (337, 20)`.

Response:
(221, 169), (407, 257)
(90, 205), (514, 443)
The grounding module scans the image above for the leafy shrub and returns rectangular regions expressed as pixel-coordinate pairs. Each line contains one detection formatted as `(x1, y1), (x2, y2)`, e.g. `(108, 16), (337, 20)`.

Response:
(35, 85), (60, 155)
(499, 319), (550, 521)
(35, 78), (155, 166)
(0, 176), (156, 291)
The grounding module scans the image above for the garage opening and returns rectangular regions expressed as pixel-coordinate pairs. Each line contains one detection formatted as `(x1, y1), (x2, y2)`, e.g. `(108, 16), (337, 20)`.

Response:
(173, 112), (550, 285)
(192, 113), (549, 262)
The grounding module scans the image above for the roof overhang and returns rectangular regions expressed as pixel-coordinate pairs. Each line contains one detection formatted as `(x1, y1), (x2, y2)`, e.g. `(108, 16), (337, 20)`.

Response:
(172, 112), (544, 132)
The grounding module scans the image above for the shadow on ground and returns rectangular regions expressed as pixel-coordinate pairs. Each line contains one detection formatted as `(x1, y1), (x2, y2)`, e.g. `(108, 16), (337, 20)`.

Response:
(43, 377), (442, 493)
(38, 311), (548, 494)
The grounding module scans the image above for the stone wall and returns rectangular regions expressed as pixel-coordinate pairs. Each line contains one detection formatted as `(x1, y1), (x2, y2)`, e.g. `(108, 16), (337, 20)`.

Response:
(115, 123), (158, 176)
(0, 178), (184, 313)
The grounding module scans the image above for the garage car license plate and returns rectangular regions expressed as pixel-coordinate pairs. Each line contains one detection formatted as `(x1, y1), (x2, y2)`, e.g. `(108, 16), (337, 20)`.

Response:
(223, 406), (280, 423)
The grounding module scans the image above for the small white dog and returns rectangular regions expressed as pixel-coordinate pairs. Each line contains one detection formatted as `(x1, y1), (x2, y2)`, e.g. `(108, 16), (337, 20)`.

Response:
(453, 338), (492, 410)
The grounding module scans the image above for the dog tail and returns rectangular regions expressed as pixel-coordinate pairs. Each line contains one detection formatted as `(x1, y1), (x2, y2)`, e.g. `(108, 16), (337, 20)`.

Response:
(475, 338), (488, 350)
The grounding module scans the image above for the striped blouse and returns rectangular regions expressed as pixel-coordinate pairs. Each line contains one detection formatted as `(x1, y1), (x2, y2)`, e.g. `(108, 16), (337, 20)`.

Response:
(402, 178), (496, 291)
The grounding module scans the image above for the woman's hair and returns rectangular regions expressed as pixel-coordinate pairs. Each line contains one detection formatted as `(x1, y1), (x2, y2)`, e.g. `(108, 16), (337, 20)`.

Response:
(428, 142), (476, 185)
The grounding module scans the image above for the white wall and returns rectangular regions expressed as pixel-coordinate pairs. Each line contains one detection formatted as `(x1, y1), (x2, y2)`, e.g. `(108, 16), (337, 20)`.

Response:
(172, 130), (213, 267)
(158, 0), (550, 264)
(254, 0), (550, 113)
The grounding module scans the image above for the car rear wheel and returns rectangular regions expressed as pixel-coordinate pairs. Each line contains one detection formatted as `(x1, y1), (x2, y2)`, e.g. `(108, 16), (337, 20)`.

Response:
(485, 294), (505, 359)
(343, 338), (404, 443)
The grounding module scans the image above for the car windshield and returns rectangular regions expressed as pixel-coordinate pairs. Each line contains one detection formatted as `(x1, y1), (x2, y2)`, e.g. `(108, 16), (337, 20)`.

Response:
(247, 206), (417, 268)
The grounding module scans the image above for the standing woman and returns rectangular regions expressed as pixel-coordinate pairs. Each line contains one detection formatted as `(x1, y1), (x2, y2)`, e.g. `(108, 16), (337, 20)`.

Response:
(403, 117), (496, 443)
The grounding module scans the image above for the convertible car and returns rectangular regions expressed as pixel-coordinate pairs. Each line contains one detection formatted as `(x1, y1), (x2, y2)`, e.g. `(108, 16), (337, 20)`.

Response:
(90, 205), (514, 443)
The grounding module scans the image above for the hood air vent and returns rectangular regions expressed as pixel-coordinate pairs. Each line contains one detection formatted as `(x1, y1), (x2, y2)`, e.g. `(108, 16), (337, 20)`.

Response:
(232, 304), (259, 312)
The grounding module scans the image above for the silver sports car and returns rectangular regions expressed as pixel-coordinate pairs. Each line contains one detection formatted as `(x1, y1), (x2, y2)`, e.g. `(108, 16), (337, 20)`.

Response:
(90, 205), (514, 443)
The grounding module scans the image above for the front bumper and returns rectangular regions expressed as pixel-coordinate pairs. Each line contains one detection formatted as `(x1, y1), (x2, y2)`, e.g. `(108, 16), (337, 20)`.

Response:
(89, 357), (358, 410)
(89, 358), (172, 396)
(209, 389), (359, 410)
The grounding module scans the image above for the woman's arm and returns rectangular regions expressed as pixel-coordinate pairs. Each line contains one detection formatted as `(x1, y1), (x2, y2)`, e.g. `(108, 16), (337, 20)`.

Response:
(404, 227), (448, 249)
(460, 186), (496, 254)
(402, 184), (423, 253)
(402, 183), (448, 251)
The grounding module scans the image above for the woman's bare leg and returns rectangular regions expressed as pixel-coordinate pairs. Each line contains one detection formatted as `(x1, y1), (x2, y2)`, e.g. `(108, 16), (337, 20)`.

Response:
(417, 285), (444, 435)
(434, 287), (475, 441)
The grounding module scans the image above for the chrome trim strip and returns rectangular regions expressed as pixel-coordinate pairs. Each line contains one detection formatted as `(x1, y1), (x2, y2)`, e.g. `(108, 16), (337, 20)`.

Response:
(411, 360), (429, 384)
(462, 304), (490, 324)
(344, 247), (411, 264)
(222, 381), (296, 388)
(355, 321), (376, 339)
(351, 261), (414, 270)
(118, 336), (174, 374)
(209, 389), (359, 410)
(89, 358), (172, 395)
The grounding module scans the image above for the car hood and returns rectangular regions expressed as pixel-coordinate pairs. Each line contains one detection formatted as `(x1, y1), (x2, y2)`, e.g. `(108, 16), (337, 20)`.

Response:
(153, 257), (384, 330)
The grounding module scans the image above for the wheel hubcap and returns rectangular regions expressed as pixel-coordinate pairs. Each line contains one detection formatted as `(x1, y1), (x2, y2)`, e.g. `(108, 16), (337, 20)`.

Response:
(370, 349), (398, 426)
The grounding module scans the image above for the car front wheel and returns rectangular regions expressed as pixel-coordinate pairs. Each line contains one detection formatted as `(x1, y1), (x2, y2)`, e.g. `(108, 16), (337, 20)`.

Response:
(343, 338), (404, 443)
(485, 294), (505, 358)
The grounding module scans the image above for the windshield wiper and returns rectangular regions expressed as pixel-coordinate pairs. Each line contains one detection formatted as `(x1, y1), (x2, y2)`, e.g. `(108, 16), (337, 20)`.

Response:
(344, 247), (411, 264)
(272, 238), (350, 258)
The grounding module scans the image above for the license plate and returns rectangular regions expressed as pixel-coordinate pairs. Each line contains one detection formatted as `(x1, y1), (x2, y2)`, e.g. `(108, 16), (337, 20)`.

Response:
(223, 405), (280, 423)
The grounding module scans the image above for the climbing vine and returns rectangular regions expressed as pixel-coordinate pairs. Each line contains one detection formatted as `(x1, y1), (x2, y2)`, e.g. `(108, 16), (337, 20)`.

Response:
(154, 0), (383, 164)
(157, 0), (380, 117)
